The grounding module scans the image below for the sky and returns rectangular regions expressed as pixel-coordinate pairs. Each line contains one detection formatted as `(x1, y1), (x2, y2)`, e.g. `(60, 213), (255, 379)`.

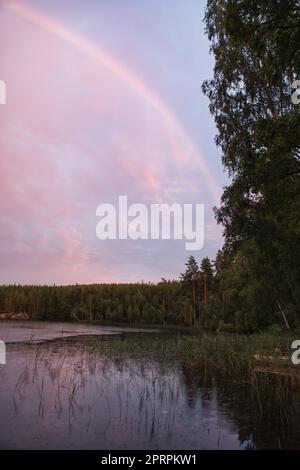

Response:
(0, 0), (227, 285)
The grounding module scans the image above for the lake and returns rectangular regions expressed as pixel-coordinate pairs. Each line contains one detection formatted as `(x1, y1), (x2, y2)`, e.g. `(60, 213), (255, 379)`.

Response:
(0, 321), (299, 449)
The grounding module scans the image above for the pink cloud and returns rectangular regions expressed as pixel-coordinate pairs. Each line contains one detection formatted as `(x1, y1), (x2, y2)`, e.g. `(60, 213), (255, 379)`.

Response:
(0, 5), (221, 284)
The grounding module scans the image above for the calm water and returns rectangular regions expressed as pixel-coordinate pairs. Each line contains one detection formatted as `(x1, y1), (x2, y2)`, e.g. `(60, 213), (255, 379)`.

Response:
(0, 321), (299, 449)
(0, 320), (158, 343)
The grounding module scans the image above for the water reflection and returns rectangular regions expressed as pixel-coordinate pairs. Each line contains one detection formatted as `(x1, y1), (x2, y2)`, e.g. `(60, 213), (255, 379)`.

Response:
(0, 335), (299, 449)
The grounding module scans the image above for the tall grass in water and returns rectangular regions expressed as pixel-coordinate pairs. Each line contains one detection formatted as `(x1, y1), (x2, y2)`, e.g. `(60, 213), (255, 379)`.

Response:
(9, 331), (300, 449)
(177, 333), (298, 380)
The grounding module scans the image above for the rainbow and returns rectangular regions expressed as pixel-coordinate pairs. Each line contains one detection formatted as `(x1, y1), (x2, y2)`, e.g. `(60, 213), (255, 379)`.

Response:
(2, 0), (221, 201)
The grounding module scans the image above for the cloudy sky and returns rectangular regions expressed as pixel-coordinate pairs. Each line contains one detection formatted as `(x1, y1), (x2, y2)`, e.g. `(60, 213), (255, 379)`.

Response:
(0, 0), (226, 284)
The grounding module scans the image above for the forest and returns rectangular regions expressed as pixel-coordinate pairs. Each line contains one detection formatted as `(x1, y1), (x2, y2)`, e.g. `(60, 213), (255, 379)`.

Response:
(0, 250), (298, 332)
(1, 0), (299, 333)
(0, 256), (217, 328)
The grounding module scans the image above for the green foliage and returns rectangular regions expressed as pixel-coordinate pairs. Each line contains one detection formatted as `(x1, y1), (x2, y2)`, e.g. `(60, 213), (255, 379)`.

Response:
(202, 0), (300, 329)
(217, 321), (237, 334)
(0, 282), (186, 326)
(180, 256), (200, 283)
(201, 294), (222, 331)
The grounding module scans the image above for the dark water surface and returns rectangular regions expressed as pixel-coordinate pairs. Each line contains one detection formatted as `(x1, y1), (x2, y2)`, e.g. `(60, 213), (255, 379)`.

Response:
(0, 320), (158, 343)
(0, 322), (299, 449)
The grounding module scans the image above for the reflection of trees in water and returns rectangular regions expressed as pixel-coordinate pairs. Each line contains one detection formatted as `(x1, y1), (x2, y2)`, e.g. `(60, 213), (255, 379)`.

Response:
(12, 339), (183, 447)
(181, 363), (300, 450)
(10, 336), (300, 449)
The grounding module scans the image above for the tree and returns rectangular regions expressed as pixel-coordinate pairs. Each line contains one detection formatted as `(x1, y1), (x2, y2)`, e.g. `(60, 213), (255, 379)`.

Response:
(180, 256), (200, 305)
(202, 0), (300, 325)
(200, 257), (214, 304)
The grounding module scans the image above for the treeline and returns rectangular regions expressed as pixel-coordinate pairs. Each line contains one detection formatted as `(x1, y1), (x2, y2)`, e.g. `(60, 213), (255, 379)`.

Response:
(0, 256), (222, 328)
(0, 250), (298, 332)
(0, 270), (212, 327)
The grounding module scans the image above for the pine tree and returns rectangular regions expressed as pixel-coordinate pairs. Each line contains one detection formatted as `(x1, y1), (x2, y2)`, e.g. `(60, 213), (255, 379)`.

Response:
(180, 256), (200, 317)
(200, 257), (214, 304)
